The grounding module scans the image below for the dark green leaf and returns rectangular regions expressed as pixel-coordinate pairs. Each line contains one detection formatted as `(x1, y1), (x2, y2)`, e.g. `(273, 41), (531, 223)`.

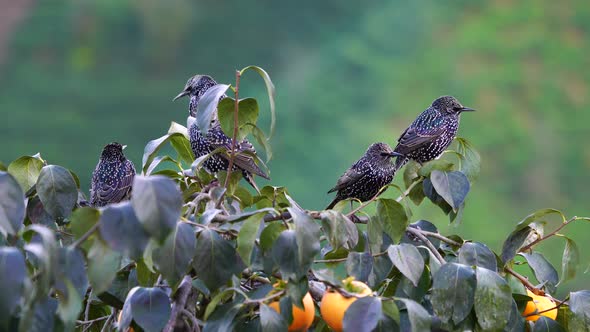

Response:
(515, 208), (565, 231)
(520, 252), (558, 293)
(272, 230), (301, 280)
(402, 161), (421, 188)
(458, 242), (498, 271)
(56, 279), (82, 329)
(430, 170), (470, 211)
(36, 165), (77, 220)
(236, 211), (265, 265)
(99, 202), (149, 259)
(533, 316), (566, 332)
(239, 65), (276, 139)
(69, 207), (100, 252)
(291, 207), (321, 276)
(431, 262), (476, 324)
(0, 247), (26, 329)
(218, 97), (260, 141)
(501, 226), (532, 264)
(7, 156), (44, 192)
(422, 177), (453, 214)
(25, 196), (54, 228)
(123, 287), (171, 332)
(407, 180), (425, 205)
(346, 252), (373, 283)
(141, 121), (188, 173)
(474, 267), (512, 331)
(24, 297), (58, 332)
(260, 304), (288, 332)
(343, 296), (381, 332)
(382, 300), (400, 325)
(193, 229), (245, 290)
(203, 302), (241, 332)
(153, 222), (196, 287)
(55, 247), (88, 300)
(503, 299), (525, 332)
(260, 221), (286, 251)
(24, 225), (57, 296)
(387, 244), (424, 287)
(397, 298), (431, 332)
(418, 159), (454, 177)
(377, 198), (409, 244)
(87, 239), (122, 294)
(0, 172), (25, 236)
(196, 83), (230, 134)
(320, 210), (359, 251)
(131, 175), (182, 242)
(560, 236), (579, 283)
(568, 290), (590, 330)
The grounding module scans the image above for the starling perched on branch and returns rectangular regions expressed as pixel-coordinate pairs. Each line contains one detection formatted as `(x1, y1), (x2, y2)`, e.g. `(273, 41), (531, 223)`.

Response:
(393, 95), (475, 170)
(90, 142), (136, 207)
(326, 142), (402, 209)
(173, 75), (269, 191)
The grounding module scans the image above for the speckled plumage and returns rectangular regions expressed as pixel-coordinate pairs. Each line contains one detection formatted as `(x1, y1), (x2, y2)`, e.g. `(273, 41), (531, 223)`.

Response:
(393, 96), (475, 170)
(174, 75), (269, 190)
(327, 142), (400, 209)
(90, 142), (136, 207)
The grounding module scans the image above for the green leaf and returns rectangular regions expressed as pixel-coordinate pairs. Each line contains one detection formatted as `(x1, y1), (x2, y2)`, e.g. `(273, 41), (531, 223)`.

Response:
(141, 121), (188, 173)
(454, 137), (481, 182)
(458, 242), (498, 271)
(343, 296), (381, 332)
(87, 239), (122, 294)
(239, 65), (276, 139)
(346, 252), (373, 283)
(429, 170), (470, 211)
(431, 262), (476, 324)
(377, 198), (409, 244)
(397, 298), (431, 331)
(272, 230), (301, 280)
(474, 267), (512, 331)
(196, 83), (231, 134)
(520, 252), (558, 293)
(0, 172), (25, 236)
(99, 202), (149, 259)
(25, 196), (54, 228)
(236, 212), (265, 265)
(24, 225), (57, 296)
(55, 279), (82, 329)
(122, 287), (171, 332)
(418, 159), (454, 177)
(515, 208), (566, 232)
(169, 133), (194, 165)
(387, 244), (424, 287)
(320, 210), (359, 251)
(20, 297), (58, 332)
(504, 299), (525, 332)
(260, 304), (288, 332)
(250, 123), (273, 162)
(69, 207), (100, 252)
(55, 247), (88, 301)
(533, 316), (566, 332)
(0, 247), (26, 329)
(501, 226), (532, 264)
(560, 237), (579, 283)
(193, 229), (245, 290)
(382, 300), (400, 325)
(203, 302), (241, 332)
(131, 175), (182, 242)
(7, 156), (44, 192)
(218, 97), (260, 141)
(291, 207), (321, 277)
(36, 165), (77, 220)
(260, 221), (286, 251)
(568, 290), (590, 330)
(153, 222), (196, 287)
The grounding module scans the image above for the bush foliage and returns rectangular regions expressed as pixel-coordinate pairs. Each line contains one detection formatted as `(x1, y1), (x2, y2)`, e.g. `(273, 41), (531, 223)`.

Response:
(0, 66), (588, 332)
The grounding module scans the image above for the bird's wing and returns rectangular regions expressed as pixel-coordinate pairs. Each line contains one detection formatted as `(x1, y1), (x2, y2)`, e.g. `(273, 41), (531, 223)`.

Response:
(210, 137), (269, 179)
(327, 160), (365, 193)
(91, 161), (135, 206)
(394, 110), (446, 154)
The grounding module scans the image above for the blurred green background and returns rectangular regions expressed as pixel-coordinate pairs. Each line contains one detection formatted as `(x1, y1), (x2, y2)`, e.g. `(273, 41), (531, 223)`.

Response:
(1, 0), (588, 294)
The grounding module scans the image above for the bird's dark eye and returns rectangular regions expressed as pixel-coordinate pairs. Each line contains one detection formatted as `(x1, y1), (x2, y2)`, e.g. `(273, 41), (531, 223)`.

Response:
(380, 152), (389, 156)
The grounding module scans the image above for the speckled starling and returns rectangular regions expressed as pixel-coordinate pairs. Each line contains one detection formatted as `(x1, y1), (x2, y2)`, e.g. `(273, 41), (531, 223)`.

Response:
(173, 75), (269, 191)
(90, 142), (136, 207)
(326, 142), (401, 209)
(393, 96), (475, 170)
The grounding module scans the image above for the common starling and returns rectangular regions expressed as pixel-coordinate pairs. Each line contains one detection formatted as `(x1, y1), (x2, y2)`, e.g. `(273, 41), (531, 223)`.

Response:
(90, 142), (136, 207)
(393, 96), (475, 170)
(173, 75), (269, 191)
(326, 142), (402, 209)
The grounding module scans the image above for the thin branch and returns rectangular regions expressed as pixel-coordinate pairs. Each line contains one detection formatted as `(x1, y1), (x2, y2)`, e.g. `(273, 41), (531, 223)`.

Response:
(163, 275), (194, 332)
(181, 308), (201, 332)
(314, 250), (388, 264)
(407, 227), (446, 264)
(505, 266), (540, 294)
(76, 315), (109, 326)
(243, 290), (285, 304)
(71, 222), (100, 248)
(100, 311), (115, 332)
(524, 295), (569, 317)
(417, 229), (462, 246)
(84, 288), (93, 321)
(520, 216), (577, 252)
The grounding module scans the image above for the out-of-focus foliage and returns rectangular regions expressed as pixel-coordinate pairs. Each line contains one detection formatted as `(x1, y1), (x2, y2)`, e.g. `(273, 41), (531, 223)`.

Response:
(0, 0), (589, 294)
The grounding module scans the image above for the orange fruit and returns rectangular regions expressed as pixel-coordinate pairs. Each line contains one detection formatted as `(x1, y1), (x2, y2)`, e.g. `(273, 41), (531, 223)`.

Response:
(320, 278), (372, 332)
(522, 289), (557, 321)
(269, 292), (315, 332)
(117, 311), (135, 332)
